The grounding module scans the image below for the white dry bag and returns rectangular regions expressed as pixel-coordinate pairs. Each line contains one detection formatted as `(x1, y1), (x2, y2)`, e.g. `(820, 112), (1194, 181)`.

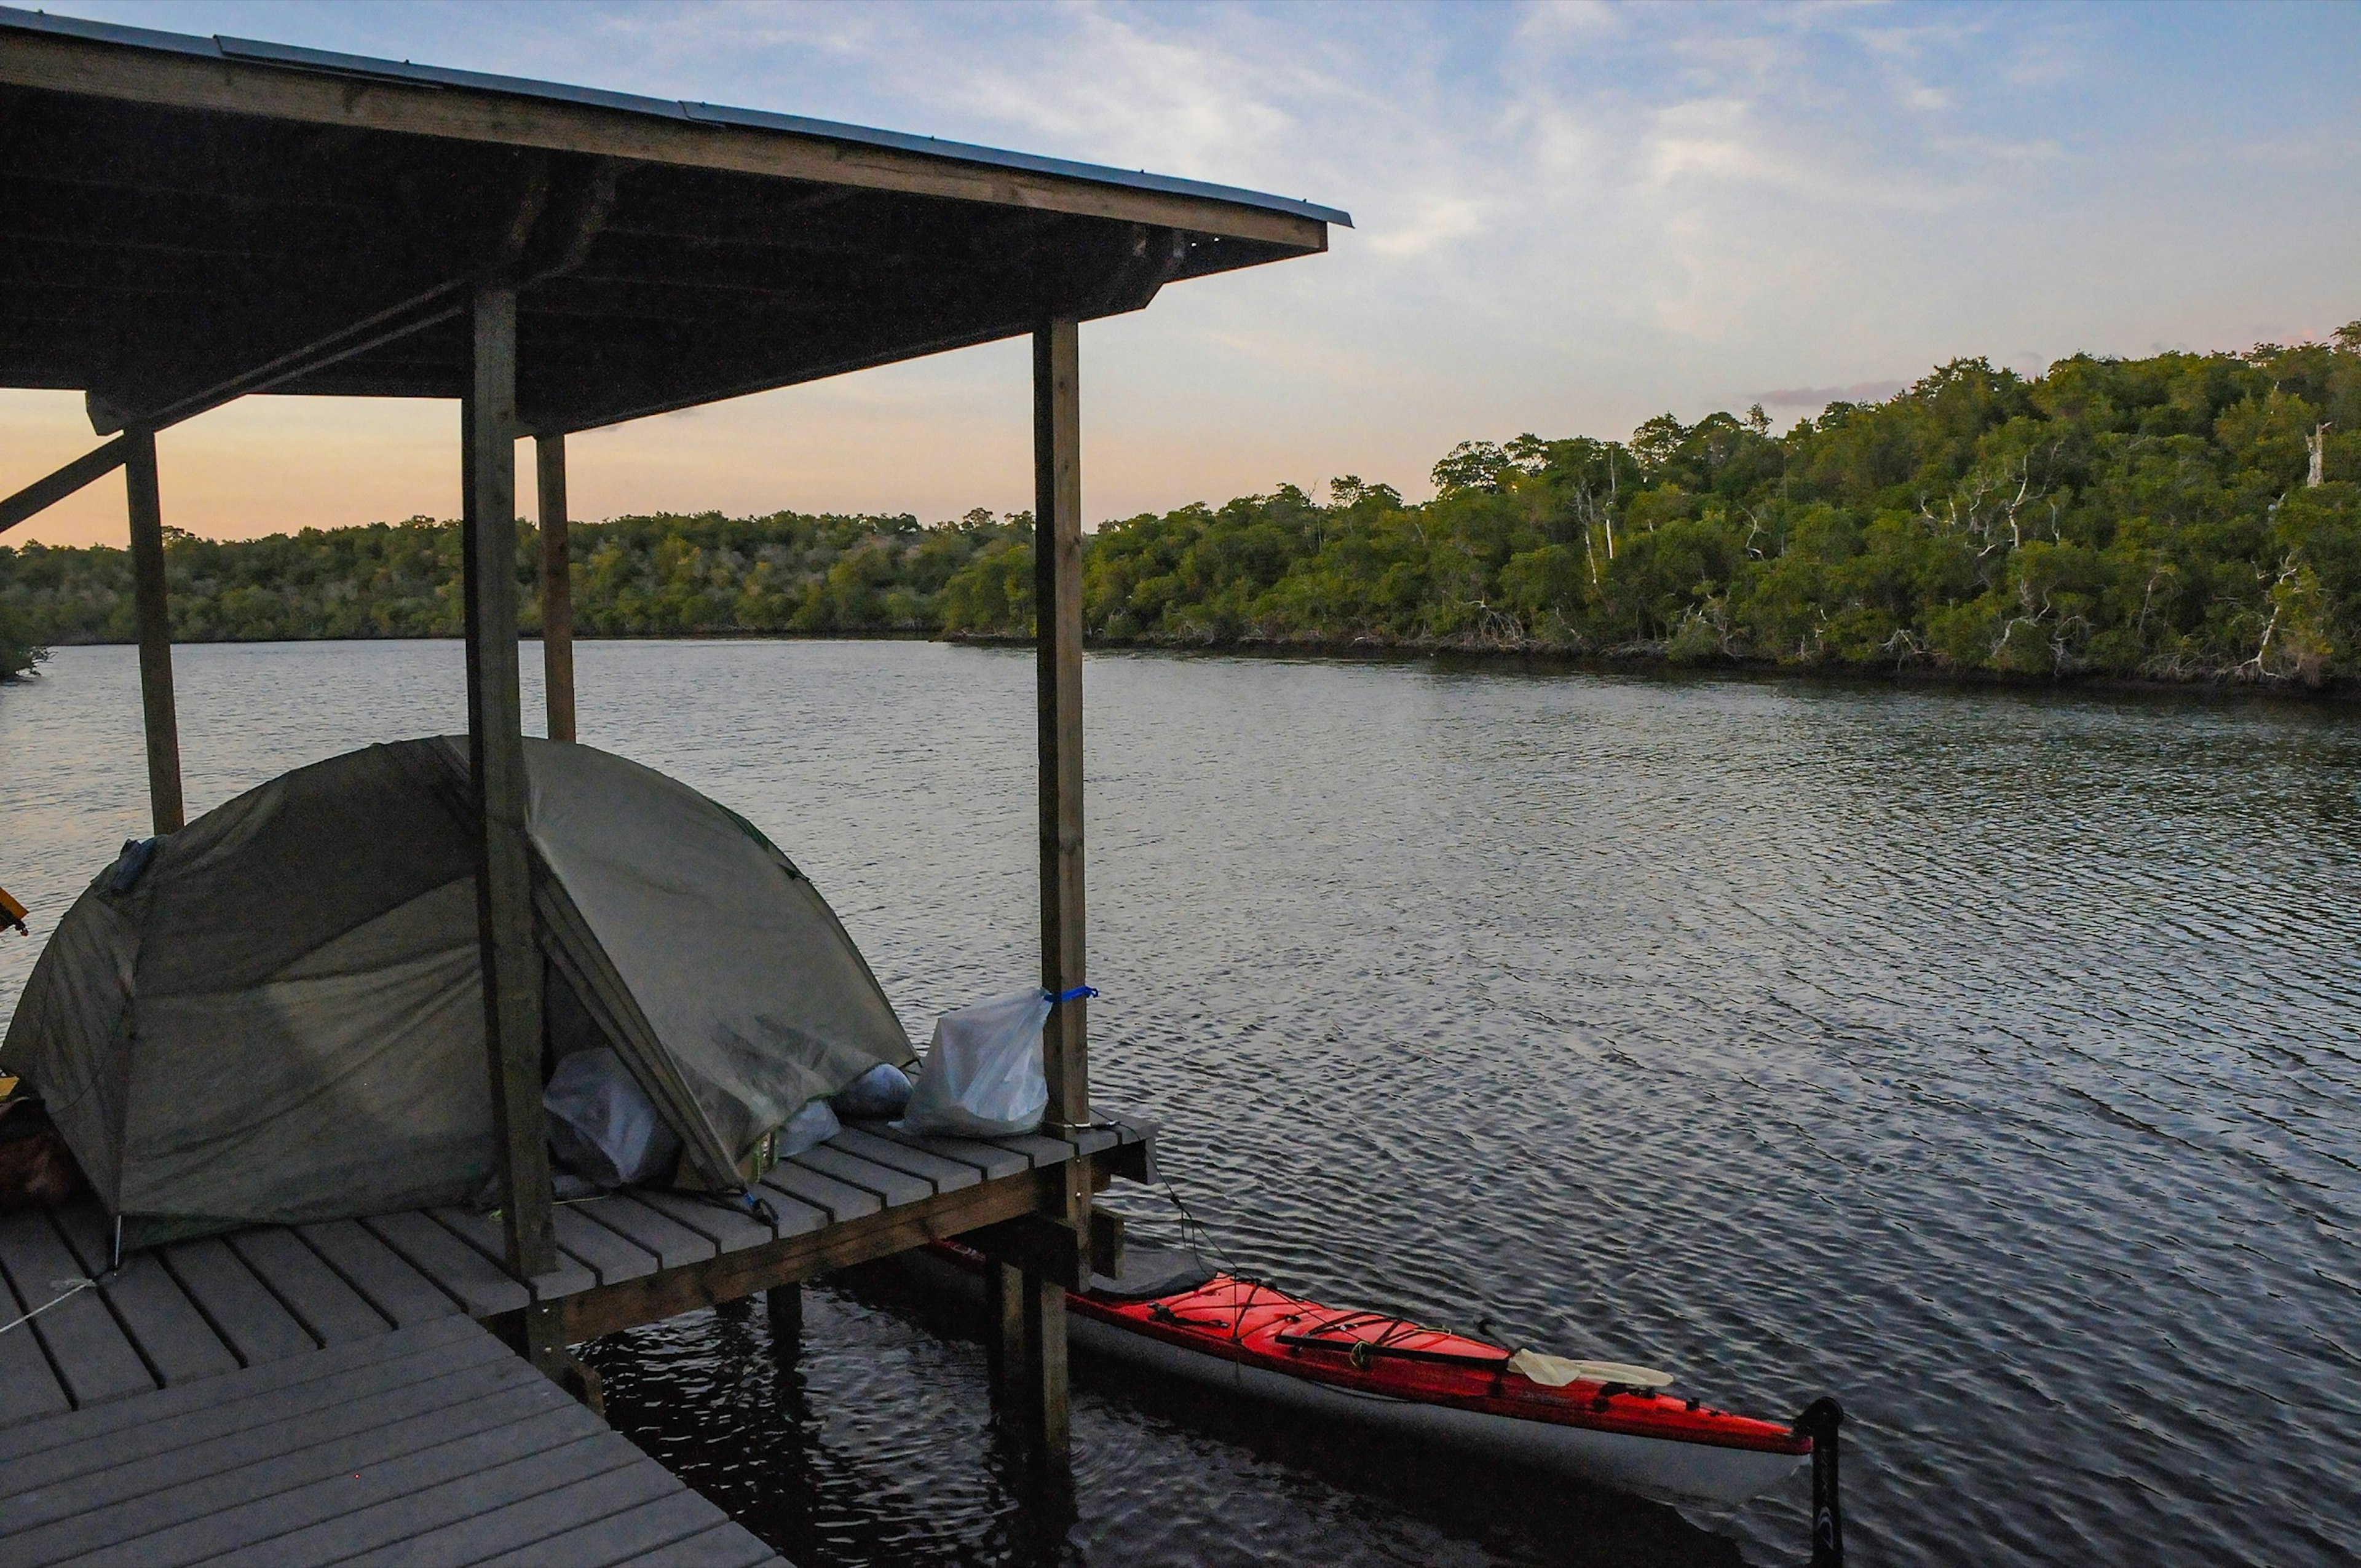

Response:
(899, 989), (1056, 1138)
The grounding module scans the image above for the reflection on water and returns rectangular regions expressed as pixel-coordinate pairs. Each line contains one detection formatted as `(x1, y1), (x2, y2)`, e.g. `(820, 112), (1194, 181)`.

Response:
(5, 641), (2357, 1567)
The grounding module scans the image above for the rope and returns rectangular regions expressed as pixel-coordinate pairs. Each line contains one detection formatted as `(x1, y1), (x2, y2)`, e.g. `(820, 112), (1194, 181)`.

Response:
(1148, 1178), (1321, 1350)
(1148, 1181), (1477, 1368)
(0, 1273), (110, 1336)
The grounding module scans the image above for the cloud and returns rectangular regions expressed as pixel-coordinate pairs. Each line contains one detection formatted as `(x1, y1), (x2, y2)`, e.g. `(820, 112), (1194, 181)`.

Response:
(1364, 195), (1492, 257)
(12, 0), (2360, 539)
(1753, 381), (1908, 408)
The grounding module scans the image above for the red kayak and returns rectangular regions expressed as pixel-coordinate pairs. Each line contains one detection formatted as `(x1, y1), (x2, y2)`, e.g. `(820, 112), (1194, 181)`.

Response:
(914, 1240), (1823, 1508)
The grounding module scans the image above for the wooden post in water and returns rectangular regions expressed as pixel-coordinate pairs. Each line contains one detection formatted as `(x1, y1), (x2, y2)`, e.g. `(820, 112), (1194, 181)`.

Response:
(985, 1259), (1026, 1401)
(535, 433), (576, 743)
(462, 286), (561, 1341)
(123, 428), (183, 835)
(1021, 316), (1088, 1464)
(1020, 1269), (1070, 1459)
(766, 1282), (801, 1364)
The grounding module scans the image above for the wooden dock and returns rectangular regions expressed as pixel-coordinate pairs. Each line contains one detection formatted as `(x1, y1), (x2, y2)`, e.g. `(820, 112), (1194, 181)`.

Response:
(0, 1315), (786, 1567)
(4, 1116), (1147, 1414)
(1, 1116), (1149, 1562)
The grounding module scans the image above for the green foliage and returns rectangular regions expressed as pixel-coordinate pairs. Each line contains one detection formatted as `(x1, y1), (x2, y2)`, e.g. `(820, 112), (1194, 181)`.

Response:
(4, 334), (2357, 688)
(1061, 336), (2357, 686)
(0, 576), (42, 680)
(0, 508), (1029, 648)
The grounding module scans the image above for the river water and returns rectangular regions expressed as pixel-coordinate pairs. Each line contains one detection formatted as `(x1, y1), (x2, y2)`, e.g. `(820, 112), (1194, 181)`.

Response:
(2, 640), (2355, 1567)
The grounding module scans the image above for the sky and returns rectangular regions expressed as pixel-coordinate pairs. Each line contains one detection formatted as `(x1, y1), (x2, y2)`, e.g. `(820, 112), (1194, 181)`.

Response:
(7, 0), (2361, 546)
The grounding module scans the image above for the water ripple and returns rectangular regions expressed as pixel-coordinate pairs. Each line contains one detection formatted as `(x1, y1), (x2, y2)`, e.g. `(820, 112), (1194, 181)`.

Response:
(4, 643), (2357, 1566)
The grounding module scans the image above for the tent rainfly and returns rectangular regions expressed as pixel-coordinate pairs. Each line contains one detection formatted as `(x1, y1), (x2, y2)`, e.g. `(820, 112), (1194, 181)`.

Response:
(1, 738), (914, 1247)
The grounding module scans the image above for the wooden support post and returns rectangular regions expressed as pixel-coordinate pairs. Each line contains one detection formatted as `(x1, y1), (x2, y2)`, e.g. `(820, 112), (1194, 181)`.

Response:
(535, 433), (575, 743)
(766, 1282), (801, 1360)
(462, 286), (561, 1336)
(985, 1259), (1026, 1401)
(123, 429), (183, 835)
(1020, 1268), (1071, 1460)
(1034, 317), (1089, 1141)
(1022, 317), (1087, 1468)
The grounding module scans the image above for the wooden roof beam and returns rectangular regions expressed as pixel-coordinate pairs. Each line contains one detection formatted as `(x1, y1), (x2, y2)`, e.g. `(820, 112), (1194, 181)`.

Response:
(0, 30), (1329, 251)
(83, 283), (470, 433)
(72, 157), (620, 432)
(0, 165), (388, 221)
(0, 435), (129, 534)
(515, 223), (1183, 433)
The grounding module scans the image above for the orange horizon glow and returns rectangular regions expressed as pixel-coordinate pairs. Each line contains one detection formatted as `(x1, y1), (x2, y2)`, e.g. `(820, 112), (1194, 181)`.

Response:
(0, 308), (1441, 548)
(10, 3), (2359, 552)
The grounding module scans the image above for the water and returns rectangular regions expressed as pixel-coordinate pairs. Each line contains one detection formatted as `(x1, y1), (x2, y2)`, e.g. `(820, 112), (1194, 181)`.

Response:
(3, 640), (2355, 1567)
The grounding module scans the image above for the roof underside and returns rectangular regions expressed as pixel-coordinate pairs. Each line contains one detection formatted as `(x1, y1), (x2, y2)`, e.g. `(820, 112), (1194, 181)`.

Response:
(0, 9), (1342, 434)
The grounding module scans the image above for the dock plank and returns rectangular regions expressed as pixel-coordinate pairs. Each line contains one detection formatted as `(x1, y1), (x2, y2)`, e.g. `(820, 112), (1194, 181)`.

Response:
(76, 1403), (602, 1568)
(470, 1487), (753, 1568)
(0, 1209), (154, 1408)
(759, 1160), (881, 1225)
(296, 1218), (462, 1326)
(625, 1521), (793, 1568)
(430, 1207), (598, 1300)
(570, 1193), (715, 1270)
(199, 1430), (635, 1567)
(982, 1132), (1078, 1168)
(865, 1123), (1030, 1180)
(0, 1316), (783, 1568)
(1106, 1113), (1161, 1180)
(363, 1210), (529, 1316)
(632, 1188), (778, 1253)
(6, 1375), (575, 1562)
(1107, 1111), (1158, 1146)
(0, 1266), (72, 1425)
(831, 1126), (983, 1192)
(0, 1322), (507, 1501)
(337, 1454), (685, 1567)
(229, 1227), (391, 1345)
(49, 1204), (238, 1388)
(757, 1182), (831, 1237)
(552, 1204), (658, 1285)
(160, 1236), (317, 1365)
(0, 1352), (532, 1534)
(0, 1312), (483, 1464)
(0, 1316), (785, 1568)
(793, 1144), (932, 1207)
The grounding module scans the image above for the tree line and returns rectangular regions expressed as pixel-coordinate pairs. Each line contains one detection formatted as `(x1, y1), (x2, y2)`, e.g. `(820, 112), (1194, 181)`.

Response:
(4, 330), (2357, 688)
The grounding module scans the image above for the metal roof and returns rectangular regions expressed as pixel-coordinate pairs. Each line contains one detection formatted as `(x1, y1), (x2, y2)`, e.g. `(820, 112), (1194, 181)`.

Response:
(0, 5), (1352, 229)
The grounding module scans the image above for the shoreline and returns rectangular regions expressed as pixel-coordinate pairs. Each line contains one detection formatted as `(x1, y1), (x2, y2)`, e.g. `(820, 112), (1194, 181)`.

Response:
(10, 628), (2354, 704)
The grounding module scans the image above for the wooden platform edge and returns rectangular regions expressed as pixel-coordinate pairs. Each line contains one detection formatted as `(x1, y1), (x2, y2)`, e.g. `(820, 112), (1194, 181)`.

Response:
(537, 1164), (1062, 1342)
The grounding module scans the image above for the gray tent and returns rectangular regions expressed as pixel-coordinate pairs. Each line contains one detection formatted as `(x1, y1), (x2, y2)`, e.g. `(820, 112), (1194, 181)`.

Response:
(1, 737), (914, 1245)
